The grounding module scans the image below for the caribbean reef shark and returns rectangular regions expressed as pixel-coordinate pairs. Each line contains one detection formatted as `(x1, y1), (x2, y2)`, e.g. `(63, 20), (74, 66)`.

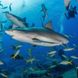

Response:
(4, 12), (28, 28)
(5, 16), (69, 46)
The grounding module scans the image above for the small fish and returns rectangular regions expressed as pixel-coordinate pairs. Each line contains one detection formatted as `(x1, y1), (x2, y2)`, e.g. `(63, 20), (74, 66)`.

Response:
(0, 20), (7, 31)
(58, 49), (68, 60)
(1, 6), (8, 9)
(11, 45), (22, 51)
(28, 67), (35, 71)
(64, 47), (75, 51)
(48, 51), (56, 57)
(25, 57), (36, 64)
(27, 68), (47, 75)
(49, 65), (57, 69)
(61, 54), (68, 60)
(0, 3), (3, 7)
(48, 54), (56, 57)
(70, 56), (78, 59)
(41, 4), (47, 14)
(12, 55), (23, 60)
(60, 60), (72, 65)
(0, 22), (3, 31)
(11, 50), (23, 60)
(64, 34), (73, 38)
(9, 3), (12, 11)
(0, 73), (8, 78)
(41, 3), (48, 21)
(11, 50), (20, 59)
(48, 51), (56, 55)
(31, 69), (47, 75)
(27, 48), (33, 57)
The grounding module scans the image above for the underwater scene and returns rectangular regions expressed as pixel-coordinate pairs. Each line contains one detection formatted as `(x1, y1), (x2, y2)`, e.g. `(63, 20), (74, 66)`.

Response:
(0, 0), (78, 78)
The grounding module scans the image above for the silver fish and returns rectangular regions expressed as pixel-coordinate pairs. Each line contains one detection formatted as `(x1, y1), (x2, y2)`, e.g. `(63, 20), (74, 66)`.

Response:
(70, 56), (78, 59)
(64, 47), (75, 51)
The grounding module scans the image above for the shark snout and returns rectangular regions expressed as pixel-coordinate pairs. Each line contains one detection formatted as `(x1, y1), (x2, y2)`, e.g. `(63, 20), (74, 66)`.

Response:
(60, 37), (69, 45)
(5, 30), (14, 36)
(63, 38), (69, 44)
(53, 36), (69, 45)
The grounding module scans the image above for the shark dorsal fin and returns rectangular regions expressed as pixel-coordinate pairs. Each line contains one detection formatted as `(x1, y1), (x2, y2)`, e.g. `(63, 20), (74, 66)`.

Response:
(45, 21), (52, 30)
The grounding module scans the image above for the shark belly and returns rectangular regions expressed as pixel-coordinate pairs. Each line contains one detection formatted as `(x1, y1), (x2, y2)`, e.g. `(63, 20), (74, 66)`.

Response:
(5, 29), (69, 47)
(12, 34), (62, 46)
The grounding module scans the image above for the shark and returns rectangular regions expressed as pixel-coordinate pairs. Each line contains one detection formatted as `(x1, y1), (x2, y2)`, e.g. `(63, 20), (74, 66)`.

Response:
(5, 21), (69, 47)
(4, 12), (28, 28)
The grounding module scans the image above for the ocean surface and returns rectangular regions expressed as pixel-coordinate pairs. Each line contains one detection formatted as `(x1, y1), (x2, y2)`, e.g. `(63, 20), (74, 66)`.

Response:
(0, 0), (78, 78)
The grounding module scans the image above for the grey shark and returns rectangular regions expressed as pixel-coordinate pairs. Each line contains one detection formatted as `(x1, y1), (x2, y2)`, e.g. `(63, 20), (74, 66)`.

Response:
(5, 12), (28, 28)
(5, 21), (69, 47)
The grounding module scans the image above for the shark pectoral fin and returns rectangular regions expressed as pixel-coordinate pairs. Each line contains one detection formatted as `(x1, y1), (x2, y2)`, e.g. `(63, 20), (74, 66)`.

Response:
(32, 38), (39, 41)
(32, 38), (41, 43)
(32, 38), (43, 42)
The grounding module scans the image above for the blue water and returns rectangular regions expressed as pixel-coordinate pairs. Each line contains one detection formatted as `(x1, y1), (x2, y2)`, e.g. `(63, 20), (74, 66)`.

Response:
(0, 0), (78, 78)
